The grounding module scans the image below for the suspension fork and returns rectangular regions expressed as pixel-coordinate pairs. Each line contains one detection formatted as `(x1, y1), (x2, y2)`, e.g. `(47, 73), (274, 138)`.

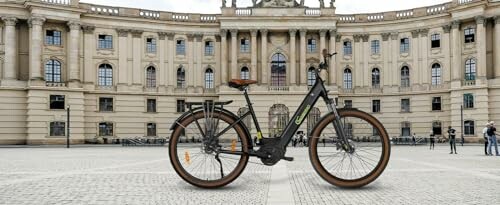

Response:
(324, 96), (354, 153)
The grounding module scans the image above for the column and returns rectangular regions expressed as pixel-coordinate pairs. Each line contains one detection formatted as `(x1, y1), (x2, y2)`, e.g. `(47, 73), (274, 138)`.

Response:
(475, 16), (487, 81)
(299, 29), (307, 85)
(329, 29), (337, 86)
(289, 29), (297, 85)
(230, 29), (238, 80)
(381, 33), (390, 87)
(420, 29), (429, 85)
(362, 34), (369, 87)
(28, 16), (45, 81)
(220, 29), (228, 84)
(158, 32), (167, 88)
(195, 34), (203, 89)
(261, 29), (269, 84)
(2, 17), (17, 80)
(187, 34), (195, 88)
(442, 25), (452, 83)
(82, 25), (95, 85)
(167, 33), (175, 88)
(131, 30), (142, 85)
(319, 30), (328, 82)
(251, 29), (258, 81)
(67, 21), (81, 83)
(451, 20), (461, 81)
(117, 29), (129, 86)
(411, 30), (420, 85)
(391, 33), (399, 86)
(353, 35), (362, 88)
(494, 16), (500, 78)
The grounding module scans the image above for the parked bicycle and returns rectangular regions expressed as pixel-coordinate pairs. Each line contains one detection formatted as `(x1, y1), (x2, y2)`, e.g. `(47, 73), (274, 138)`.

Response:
(168, 49), (391, 188)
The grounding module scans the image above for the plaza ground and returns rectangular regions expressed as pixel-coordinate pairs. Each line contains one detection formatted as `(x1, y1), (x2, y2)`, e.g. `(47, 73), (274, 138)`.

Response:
(0, 144), (499, 205)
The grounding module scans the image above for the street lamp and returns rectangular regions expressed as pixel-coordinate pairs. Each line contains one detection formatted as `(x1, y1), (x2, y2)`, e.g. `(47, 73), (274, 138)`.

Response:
(66, 105), (70, 148)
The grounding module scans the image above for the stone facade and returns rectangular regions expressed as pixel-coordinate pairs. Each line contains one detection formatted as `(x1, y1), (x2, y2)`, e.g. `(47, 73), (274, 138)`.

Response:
(0, 0), (499, 144)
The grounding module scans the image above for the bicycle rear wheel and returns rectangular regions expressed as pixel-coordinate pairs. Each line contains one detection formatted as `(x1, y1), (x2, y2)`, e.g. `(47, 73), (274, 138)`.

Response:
(169, 111), (250, 188)
(309, 109), (390, 188)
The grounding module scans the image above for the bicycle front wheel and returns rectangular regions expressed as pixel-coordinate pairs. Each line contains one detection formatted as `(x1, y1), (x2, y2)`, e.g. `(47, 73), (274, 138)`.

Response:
(169, 111), (250, 188)
(309, 109), (391, 188)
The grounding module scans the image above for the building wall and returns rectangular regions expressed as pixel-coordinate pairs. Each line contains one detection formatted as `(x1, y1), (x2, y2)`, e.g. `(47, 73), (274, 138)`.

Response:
(0, 0), (499, 144)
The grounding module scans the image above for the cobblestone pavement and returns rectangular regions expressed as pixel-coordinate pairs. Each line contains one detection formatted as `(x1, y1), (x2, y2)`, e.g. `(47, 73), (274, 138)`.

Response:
(0, 145), (499, 205)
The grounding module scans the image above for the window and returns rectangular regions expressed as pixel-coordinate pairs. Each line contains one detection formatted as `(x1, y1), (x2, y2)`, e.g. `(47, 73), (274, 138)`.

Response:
(205, 41), (214, 56)
(307, 67), (316, 87)
(344, 100), (352, 108)
(345, 123), (353, 137)
(307, 108), (321, 136)
(401, 122), (411, 137)
(176, 100), (185, 113)
(176, 39), (186, 55)
(177, 66), (186, 88)
(344, 68), (352, 89)
(269, 104), (289, 137)
(431, 63), (442, 85)
(146, 66), (156, 88)
(238, 107), (252, 132)
(205, 68), (214, 89)
(240, 67), (250, 80)
(465, 59), (476, 81)
(432, 121), (442, 135)
(343, 41), (352, 55)
(431, 34), (441, 48)
(50, 122), (65, 136)
(307, 38), (317, 53)
(98, 64), (113, 87)
(371, 40), (380, 54)
(432, 97), (442, 111)
(464, 120), (475, 135)
(146, 38), (157, 53)
(400, 38), (409, 53)
(98, 35), (113, 49)
(372, 68), (380, 88)
(50, 95), (65, 110)
(147, 99), (156, 113)
(464, 28), (475, 43)
(46, 30), (61, 46)
(401, 66), (410, 87)
(271, 53), (286, 87)
(464, 93), (474, 109)
(240, 38), (250, 53)
(147, 123), (157, 136)
(98, 122), (114, 136)
(45, 60), (62, 83)
(372, 100), (381, 113)
(401, 99), (410, 112)
(99, 97), (113, 112)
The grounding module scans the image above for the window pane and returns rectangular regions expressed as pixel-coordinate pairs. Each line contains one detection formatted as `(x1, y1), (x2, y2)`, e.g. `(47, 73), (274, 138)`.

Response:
(50, 95), (65, 110)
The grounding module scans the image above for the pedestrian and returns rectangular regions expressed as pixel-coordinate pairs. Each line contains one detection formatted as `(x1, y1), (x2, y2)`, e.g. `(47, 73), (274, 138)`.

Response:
(412, 133), (416, 146)
(447, 126), (457, 154)
(487, 121), (499, 156)
(322, 138), (326, 147)
(254, 136), (258, 147)
(304, 134), (308, 147)
(429, 129), (435, 150)
(299, 134), (304, 147)
(483, 122), (490, 155)
(292, 134), (297, 147)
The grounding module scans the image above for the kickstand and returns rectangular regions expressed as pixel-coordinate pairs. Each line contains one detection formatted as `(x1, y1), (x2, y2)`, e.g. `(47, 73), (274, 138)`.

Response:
(215, 153), (224, 178)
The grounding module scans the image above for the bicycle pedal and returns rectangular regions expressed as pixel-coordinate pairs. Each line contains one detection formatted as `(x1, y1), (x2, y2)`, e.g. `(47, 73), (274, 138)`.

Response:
(282, 156), (294, 161)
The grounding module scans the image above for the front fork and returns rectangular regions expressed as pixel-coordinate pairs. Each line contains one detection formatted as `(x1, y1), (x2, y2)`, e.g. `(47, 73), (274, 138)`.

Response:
(325, 98), (355, 154)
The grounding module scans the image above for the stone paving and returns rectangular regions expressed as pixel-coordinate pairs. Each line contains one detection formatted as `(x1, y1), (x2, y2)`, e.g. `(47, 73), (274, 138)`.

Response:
(0, 145), (499, 205)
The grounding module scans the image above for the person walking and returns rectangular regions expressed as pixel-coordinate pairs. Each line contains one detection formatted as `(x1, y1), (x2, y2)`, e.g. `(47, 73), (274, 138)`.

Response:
(412, 133), (417, 146)
(447, 126), (457, 154)
(483, 122), (490, 155)
(487, 121), (499, 156)
(429, 129), (435, 150)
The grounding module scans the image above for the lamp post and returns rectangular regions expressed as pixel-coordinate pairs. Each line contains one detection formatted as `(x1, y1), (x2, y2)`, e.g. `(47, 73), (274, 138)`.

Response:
(461, 105), (464, 146)
(67, 105), (70, 148)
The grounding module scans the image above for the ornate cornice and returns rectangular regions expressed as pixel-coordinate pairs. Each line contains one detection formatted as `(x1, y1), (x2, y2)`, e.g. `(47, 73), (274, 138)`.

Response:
(381, 33), (390, 41)
(2, 17), (17, 26)
(442, 25), (451, 33)
(353, 35), (361, 42)
(361, 34), (369, 42)
(67, 21), (81, 30)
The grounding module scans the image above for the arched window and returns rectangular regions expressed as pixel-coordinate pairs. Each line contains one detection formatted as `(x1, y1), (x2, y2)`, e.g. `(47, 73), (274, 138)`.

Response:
(146, 66), (156, 88)
(269, 104), (289, 138)
(98, 64), (113, 86)
(205, 68), (214, 89)
(343, 68), (352, 89)
(465, 58), (476, 81)
(240, 67), (250, 80)
(45, 59), (62, 83)
(238, 107), (252, 132)
(271, 53), (286, 87)
(177, 66), (186, 88)
(431, 63), (442, 85)
(307, 107), (321, 136)
(307, 67), (316, 87)
(372, 68), (380, 88)
(401, 66), (410, 87)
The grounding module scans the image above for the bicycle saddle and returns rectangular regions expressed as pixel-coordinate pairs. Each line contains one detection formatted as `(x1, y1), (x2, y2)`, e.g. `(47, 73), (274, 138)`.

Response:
(228, 79), (257, 90)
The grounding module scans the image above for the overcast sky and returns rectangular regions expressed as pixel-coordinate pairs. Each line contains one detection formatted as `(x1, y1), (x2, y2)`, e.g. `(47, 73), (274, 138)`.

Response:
(80, 0), (451, 14)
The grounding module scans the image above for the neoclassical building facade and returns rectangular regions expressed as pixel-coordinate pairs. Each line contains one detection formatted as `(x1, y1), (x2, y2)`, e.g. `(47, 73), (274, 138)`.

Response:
(0, 0), (499, 144)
